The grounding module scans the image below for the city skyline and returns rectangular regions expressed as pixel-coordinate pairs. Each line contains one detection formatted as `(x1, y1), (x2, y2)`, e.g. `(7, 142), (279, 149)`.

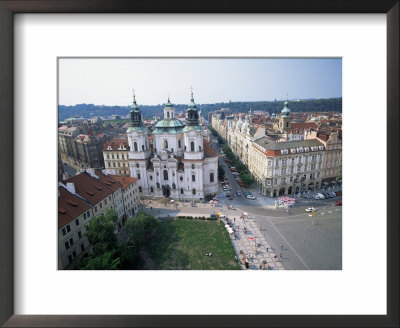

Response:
(59, 58), (342, 106)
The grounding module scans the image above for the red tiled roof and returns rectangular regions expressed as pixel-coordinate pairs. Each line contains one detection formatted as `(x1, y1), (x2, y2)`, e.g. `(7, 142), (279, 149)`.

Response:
(58, 186), (91, 229)
(64, 172), (113, 205)
(103, 138), (130, 151)
(291, 122), (318, 130)
(203, 139), (218, 158)
(94, 170), (123, 192)
(108, 174), (138, 190)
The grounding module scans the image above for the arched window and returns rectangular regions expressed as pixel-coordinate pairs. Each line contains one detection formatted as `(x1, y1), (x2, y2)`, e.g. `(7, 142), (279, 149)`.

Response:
(137, 173), (141, 179)
(139, 186), (142, 192)
(150, 175), (153, 180)
(134, 142), (138, 152)
(180, 188), (184, 194)
(178, 140), (182, 148)
(192, 164), (195, 169)
(156, 183), (160, 189)
(192, 175), (195, 182)
(142, 145), (144, 150)
(172, 183), (176, 189)
(192, 188), (196, 195)
(150, 187), (154, 193)
(136, 163), (139, 168)
(167, 112), (170, 118)
(199, 146), (202, 151)
(163, 170), (168, 180)
(190, 141), (195, 152)
(179, 176), (183, 181)
(210, 172), (214, 183)
(163, 140), (168, 149)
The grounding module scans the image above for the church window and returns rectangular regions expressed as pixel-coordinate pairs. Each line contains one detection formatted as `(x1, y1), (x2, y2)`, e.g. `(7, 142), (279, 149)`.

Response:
(163, 140), (168, 149)
(192, 175), (195, 182)
(134, 142), (138, 152)
(178, 140), (182, 148)
(142, 145), (144, 151)
(190, 141), (195, 152)
(180, 176), (183, 181)
(172, 183), (176, 189)
(167, 112), (170, 118)
(139, 186), (142, 192)
(150, 187), (154, 193)
(156, 183), (160, 189)
(210, 172), (214, 183)
(163, 170), (168, 181)
(150, 175), (153, 180)
(192, 189), (196, 195)
(199, 146), (201, 151)
(137, 173), (141, 179)
(192, 164), (195, 169)
(180, 188), (184, 194)
(136, 163), (139, 168)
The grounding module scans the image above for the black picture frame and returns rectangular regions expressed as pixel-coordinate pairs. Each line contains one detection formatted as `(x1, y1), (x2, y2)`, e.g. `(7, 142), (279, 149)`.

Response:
(0, 1), (398, 327)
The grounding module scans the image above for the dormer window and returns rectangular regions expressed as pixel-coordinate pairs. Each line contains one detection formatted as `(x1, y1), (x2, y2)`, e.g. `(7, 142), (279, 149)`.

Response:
(319, 146), (324, 150)
(290, 148), (296, 153)
(107, 146), (113, 150)
(304, 147), (310, 152)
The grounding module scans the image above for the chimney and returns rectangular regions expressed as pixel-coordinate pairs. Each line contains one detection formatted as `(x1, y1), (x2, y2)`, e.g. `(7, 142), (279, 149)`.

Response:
(86, 168), (98, 179)
(66, 182), (76, 194)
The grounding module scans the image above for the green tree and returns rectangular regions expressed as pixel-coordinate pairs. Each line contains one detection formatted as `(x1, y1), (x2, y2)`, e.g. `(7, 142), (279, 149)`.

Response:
(218, 164), (225, 181)
(241, 173), (255, 187)
(79, 209), (133, 270)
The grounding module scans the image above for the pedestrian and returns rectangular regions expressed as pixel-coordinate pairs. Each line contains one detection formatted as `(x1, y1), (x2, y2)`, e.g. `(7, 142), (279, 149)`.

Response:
(234, 217), (236, 222)
(280, 242), (284, 250)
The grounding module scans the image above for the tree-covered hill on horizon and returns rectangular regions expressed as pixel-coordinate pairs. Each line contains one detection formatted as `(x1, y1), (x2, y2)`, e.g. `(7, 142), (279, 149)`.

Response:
(58, 98), (342, 122)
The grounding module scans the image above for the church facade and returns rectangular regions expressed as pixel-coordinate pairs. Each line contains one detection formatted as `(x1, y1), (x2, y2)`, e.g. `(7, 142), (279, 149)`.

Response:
(126, 92), (218, 200)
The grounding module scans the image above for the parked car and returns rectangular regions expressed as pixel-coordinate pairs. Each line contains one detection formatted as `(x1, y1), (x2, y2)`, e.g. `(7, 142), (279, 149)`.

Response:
(236, 191), (241, 196)
(335, 200), (342, 206)
(323, 192), (330, 198)
(317, 193), (325, 199)
(246, 195), (256, 200)
(305, 207), (316, 212)
(244, 191), (249, 196)
(313, 195), (320, 200)
(335, 191), (342, 196)
(329, 192), (336, 198)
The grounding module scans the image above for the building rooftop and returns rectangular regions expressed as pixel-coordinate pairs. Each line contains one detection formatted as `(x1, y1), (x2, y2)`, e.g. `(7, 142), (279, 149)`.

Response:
(203, 139), (218, 158)
(64, 172), (114, 205)
(58, 186), (91, 229)
(255, 137), (323, 151)
(108, 174), (138, 190)
(103, 138), (130, 151)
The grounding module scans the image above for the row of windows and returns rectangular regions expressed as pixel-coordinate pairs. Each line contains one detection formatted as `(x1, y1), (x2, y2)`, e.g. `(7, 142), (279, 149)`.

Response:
(107, 162), (127, 168)
(106, 153), (126, 160)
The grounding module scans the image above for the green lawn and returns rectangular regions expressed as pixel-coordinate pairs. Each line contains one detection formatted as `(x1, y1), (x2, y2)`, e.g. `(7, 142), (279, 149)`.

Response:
(138, 218), (240, 270)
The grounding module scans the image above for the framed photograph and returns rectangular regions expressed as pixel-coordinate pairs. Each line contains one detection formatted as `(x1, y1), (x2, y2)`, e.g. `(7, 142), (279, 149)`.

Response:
(0, 1), (398, 327)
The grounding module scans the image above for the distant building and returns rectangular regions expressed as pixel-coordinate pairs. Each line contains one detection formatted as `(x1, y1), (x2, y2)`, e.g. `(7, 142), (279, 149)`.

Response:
(103, 138), (130, 176)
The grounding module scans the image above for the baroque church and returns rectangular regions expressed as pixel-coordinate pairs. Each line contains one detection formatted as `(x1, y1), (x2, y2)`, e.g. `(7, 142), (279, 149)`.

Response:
(126, 91), (218, 200)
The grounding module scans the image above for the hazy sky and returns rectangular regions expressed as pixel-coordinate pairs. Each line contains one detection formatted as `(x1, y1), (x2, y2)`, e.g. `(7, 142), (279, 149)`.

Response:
(59, 58), (341, 106)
